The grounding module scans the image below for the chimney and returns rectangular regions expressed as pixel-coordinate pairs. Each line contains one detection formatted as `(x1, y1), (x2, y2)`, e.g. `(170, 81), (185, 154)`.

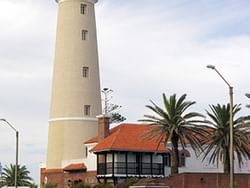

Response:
(97, 115), (110, 143)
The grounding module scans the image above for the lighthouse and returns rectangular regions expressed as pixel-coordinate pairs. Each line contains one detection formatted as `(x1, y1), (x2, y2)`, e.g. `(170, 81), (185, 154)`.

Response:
(46, 0), (101, 169)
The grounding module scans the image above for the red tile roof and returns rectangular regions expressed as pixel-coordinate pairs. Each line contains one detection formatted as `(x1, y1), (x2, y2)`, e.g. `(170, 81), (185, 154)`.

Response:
(63, 163), (87, 171)
(89, 123), (170, 153)
(85, 136), (98, 144)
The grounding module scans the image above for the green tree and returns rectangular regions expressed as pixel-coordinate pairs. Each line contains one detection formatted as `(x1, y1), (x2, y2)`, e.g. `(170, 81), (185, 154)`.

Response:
(102, 88), (126, 123)
(1, 164), (34, 186)
(140, 93), (208, 175)
(109, 105), (126, 123)
(202, 104), (250, 173)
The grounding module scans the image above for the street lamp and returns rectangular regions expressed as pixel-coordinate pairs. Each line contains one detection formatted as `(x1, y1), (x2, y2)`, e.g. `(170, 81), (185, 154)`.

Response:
(207, 65), (234, 188)
(246, 93), (250, 108)
(0, 119), (19, 188)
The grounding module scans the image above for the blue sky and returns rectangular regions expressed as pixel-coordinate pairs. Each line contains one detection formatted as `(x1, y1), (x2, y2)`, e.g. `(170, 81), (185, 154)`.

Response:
(0, 0), (249, 184)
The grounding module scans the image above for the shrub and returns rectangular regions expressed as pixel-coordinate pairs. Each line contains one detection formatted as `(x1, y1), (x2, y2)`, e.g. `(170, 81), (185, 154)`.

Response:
(95, 183), (113, 188)
(45, 182), (57, 188)
(116, 178), (139, 188)
(75, 182), (91, 188)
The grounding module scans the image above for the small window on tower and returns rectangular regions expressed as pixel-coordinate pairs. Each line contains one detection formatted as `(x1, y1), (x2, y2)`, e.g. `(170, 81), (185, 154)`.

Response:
(84, 105), (91, 116)
(81, 4), (87, 14)
(82, 67), (89, 78)
(82, 30), (88, 40)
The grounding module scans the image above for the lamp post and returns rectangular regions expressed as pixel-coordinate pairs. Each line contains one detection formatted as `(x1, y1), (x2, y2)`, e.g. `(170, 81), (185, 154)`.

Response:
(0, 119), (18, 188)
(246, 93), (250, 108)
(207, 65), (234, 188)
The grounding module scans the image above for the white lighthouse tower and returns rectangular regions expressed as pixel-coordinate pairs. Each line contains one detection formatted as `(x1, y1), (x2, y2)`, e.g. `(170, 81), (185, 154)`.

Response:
(46, 0), (101, 169)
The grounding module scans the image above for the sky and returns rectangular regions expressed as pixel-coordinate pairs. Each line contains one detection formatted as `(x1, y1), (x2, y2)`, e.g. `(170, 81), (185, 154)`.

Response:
(0, 0), (250, 185)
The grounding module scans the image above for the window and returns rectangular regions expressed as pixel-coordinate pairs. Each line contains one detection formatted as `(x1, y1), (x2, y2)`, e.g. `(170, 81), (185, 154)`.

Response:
(84, 146), (88, 158)
(82, 30), (88, 40)
(179, 153), (185, 167)
(163, 155), (171, 167)
(82, 67), (89, 78)
(84, 105), (91, 116)
(80, 4), (87, 14)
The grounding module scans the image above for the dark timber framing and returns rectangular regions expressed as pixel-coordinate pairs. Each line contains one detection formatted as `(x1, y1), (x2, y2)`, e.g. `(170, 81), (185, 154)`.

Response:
(96, 151), (169, 184)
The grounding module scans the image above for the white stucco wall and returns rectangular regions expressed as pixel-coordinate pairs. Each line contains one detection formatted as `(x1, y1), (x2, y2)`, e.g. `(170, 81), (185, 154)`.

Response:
(61, 142), (97, 171)
(169, 144), (250, 174)
(179, 146), (224, 173)
(237, 160), (250, 173)
(82, 143), (97, 171)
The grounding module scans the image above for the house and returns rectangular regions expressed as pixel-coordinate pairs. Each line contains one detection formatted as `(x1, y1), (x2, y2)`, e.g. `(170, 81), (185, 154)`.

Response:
(85, 116), (171, 184)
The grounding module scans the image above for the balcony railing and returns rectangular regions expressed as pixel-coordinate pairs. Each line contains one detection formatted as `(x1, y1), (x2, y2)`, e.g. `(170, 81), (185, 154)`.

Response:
(97, 162), (163, 176)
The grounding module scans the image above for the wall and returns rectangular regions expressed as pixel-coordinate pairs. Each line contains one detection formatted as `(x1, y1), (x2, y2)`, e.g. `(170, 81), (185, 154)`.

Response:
(40, 169), (97, 188)
(144, 173), (250, 188)
(135, 173), (250, 188)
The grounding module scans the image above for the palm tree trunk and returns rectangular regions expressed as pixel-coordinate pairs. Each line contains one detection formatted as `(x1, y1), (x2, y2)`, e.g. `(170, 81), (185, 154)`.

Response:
(170, 133), (179, 175)
(224, 149), (230, 173)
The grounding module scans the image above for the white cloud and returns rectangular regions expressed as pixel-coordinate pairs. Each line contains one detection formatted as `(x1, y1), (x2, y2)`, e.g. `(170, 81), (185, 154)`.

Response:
(96, 0), (250, 122)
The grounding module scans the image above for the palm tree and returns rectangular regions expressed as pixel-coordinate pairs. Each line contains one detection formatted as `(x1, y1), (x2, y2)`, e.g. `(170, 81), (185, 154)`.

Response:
(140, 93), (208, 175)
(202, 104), (250, 173)
(1, 164), (33, 186)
